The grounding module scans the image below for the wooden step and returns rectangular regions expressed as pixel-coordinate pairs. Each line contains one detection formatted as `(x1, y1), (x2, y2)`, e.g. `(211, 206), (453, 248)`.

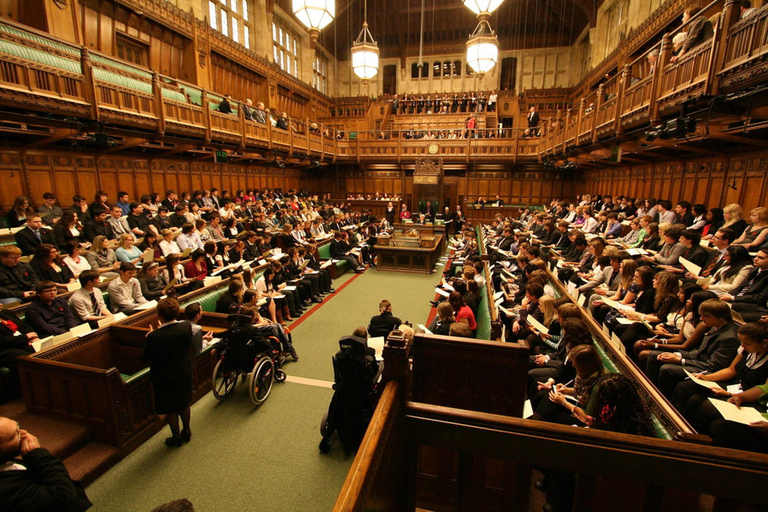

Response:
(64, 442), (121, 486)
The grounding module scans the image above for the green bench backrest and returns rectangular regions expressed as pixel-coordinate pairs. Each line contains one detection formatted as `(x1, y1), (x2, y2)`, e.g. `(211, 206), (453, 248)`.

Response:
(91, 54), (152, 80)
(0, 23), (80, 57)
(161, 88), (187, 103)
(0, 38), (81, 74)
(93, 68), (152, 95)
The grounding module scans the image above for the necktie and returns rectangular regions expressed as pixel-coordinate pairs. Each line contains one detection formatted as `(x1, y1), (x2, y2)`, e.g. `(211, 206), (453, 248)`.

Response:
(700, 252), (723, 277)
(33, 230), (41, 242)
(738, 270), (762, 296)
(91, 292), (99, 314)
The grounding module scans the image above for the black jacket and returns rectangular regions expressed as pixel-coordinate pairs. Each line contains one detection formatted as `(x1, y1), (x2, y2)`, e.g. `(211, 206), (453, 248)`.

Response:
(367, 311), (402, 338)
(25, 297), (79, 336)
(82, 220), (114, 243)
(142, 321), (193, 383)
(0, 262), (39, 299)
(15, 227), (55, 256)
(0, 448), (91, 512)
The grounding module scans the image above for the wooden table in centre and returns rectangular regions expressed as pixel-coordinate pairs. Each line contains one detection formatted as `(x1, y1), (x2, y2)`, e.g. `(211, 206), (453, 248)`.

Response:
(375, 234), (444, 273)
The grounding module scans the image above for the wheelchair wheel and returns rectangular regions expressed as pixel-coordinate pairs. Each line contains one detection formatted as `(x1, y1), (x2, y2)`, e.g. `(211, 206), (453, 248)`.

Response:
(212, 358), (238, 401)
(249, 356), (274, 405)
(320, 406), (331, 437)
(275, 369), (287, 383)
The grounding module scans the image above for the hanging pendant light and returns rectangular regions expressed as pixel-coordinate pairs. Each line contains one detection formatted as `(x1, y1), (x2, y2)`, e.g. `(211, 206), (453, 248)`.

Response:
(293, 0), (335, 46)
(463, 0), (504, 16)
(351, 0), (378, 83)
(466, 18), (499, 75)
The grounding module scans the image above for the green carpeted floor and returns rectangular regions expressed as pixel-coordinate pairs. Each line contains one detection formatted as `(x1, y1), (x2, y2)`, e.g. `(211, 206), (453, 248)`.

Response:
(86, 267), (439, 511)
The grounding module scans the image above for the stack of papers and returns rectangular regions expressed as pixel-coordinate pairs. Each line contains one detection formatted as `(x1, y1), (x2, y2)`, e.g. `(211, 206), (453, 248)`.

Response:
(708, 398), (767, 425)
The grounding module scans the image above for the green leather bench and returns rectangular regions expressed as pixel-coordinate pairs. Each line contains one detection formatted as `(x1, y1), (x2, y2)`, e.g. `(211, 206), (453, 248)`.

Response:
(317, 243), (350, 279)
(161, 88), (187, 103)
(91, 54), (152, 80)
(93, 68), (153, 95)
(0, 23), (80, 57)
(0, 38), (81, 74)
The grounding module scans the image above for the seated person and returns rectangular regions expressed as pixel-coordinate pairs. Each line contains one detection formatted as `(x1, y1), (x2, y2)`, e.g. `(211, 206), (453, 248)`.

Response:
(30, 244), (75, 290)
(0, 303), (38, 379)
(215, 279), (244, 315)
(183, 302), (213, 354)
(644, 298), (740, 398)
(85, 235), (121, 278)
(0, 245), (39, 304)
(24, 281), (80, 336)
(0, 416), (92, 511)
(107, 262), (148, 315)
(68, 270), (112, 326)
(428, 302), (456, 335)
(449, 321), (473, 337)
(137, 262), (165, 301)
(15, 214), (55, 256)
(367, 299), (402, 338)
(329, 231), (365, 273)
(720, 249), (768, 321)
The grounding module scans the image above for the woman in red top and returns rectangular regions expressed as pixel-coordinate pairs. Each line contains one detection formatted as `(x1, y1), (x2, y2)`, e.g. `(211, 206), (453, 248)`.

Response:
(184, 249), (208, 282)
(399, 204), (411, 222)
(449, 291), (476, 335)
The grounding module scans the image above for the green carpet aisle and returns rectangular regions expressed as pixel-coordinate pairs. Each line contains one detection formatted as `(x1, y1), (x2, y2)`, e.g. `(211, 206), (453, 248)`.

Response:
(85, 268), (439, 511)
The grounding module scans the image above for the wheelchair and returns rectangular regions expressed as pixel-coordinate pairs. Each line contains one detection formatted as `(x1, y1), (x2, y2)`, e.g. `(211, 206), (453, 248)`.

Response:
(211, 314), (287, 405)
(319, 335), (382, 454)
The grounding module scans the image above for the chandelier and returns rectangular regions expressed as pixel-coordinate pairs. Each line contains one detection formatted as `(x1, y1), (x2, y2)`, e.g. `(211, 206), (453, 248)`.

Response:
(464, 0), (501, 75)
(351, 0), (378, 83)
(292, 0), (335, 46)
(462, 0), (504, 16)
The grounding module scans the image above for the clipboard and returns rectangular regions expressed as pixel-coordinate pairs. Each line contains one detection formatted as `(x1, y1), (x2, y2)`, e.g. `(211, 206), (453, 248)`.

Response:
(142, 248), (154, 264)
(162, 279), (178, 293)
(525, 315), (549, 335)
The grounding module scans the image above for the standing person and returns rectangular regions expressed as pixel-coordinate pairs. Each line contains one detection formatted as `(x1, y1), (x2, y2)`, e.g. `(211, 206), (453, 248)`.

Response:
(142, 298), (194, 447)
(527, 106), (540, 133)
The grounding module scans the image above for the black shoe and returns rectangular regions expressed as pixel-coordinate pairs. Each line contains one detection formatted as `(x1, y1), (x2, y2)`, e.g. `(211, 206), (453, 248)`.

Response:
(290, 349), (299, 361)
(181, 430), (192, 443)
(165, 436), (182, 447)
(302, 300), (312, 307)
(312, 296), (323, 303)
(429, 300), (439, 307)
(328, 288), (335, 293)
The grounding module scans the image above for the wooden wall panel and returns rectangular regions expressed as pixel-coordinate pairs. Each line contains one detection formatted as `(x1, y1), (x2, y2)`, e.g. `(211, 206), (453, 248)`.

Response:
(576, 152), (768, 214)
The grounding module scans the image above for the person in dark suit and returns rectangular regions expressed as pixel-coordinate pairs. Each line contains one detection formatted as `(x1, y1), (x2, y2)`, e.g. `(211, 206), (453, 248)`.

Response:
(0, 245), (39, 304)
(330, 231), (364, 272)
(721, 249), (768, 321)
(644, 299), (740, 398)
(14, 214), (55, 256)
(527, 106), (540, 129)
(82, 208), (114, 243)
(141, 297), (194, 447)
(0, 303), (37, 377)
(420, 201), (435, 223)
(367, 300), (402, 338)
(0, 416), (92, 511)
(24, 281), (80, 336)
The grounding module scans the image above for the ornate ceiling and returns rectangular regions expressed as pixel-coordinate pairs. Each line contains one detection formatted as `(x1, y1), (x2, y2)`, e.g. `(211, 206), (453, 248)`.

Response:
(276, 0), (601, 60)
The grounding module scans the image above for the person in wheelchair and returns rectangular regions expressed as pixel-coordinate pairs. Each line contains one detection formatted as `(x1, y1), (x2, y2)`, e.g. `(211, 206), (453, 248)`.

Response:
(217, 305), (281, 372)
(242, 290), (298, 361)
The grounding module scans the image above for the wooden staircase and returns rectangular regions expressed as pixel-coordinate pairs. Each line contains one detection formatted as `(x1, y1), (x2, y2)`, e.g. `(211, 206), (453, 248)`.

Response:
(0, 399), (120, 486)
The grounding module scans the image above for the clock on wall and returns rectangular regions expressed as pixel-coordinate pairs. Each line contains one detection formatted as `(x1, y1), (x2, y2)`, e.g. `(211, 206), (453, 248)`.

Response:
(428, 144), (439, 155)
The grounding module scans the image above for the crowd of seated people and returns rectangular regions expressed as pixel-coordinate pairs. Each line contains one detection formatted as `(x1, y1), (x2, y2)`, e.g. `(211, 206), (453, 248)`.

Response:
(213, 94), (343, 140)
(0, 187), (418, 325)
(468, 190), (768, 467)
